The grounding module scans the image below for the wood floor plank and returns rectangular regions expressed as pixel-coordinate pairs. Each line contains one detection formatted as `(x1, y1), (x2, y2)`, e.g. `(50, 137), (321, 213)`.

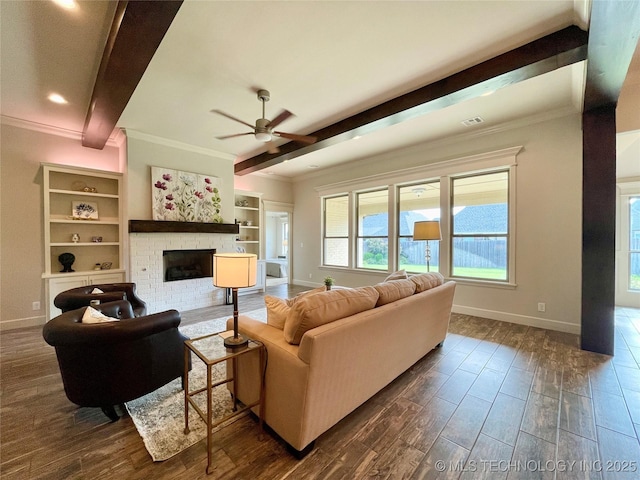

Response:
(508, 431), (556, 480)
(460, 433), (513, 480)
(592, 388), (637, 437)
(467, 367), (507, 403)
(500, 367), (535, 401)
(411, 436), (470, 480)
(520, 392), (560, 444)
(555, 429), (601, 480)
(481, 392), (527, 447)
(560, 391), (597, 441)
(596, 426), (640, 480)
(440, 394), (492, 450)
(1, 297), (639, 480)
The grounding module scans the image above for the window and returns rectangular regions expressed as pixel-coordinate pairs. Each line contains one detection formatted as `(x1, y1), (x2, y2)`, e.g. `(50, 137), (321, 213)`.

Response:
(451, 171), (509, 281)
(357, 189), (389, 270)
(323, 195), (349, 266)
(397, 182), (440, 272)
(630, 196), (640, 290)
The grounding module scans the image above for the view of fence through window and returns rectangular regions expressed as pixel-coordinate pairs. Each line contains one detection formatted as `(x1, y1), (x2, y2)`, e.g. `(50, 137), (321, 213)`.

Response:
(451, 171), (509, 280)
(630, 196), (639, 290)
(398, 182), (441, 272)
(357, 189), (389, 269)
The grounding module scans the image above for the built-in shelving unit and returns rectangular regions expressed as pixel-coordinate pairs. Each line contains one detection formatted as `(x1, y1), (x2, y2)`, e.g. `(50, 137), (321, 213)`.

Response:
(234, 190), (263, 257)
(234, 190), (266, 293)
(42, 164), (126, 320)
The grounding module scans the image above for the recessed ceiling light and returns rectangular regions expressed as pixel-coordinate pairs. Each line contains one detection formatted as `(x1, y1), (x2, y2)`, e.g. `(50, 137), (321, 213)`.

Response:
(52, 0), (77, 10)
(48, 93), (68, 104)
(353, 136), (361, 141)
(308, 165), (319, 169)
(481, 90), (495, 97)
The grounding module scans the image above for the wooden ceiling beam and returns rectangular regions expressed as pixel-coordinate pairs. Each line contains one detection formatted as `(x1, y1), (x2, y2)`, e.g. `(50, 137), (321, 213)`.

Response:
(235, 25), (588, 176)
(82, 0), (183, 149)
(583, 0), (640, 111)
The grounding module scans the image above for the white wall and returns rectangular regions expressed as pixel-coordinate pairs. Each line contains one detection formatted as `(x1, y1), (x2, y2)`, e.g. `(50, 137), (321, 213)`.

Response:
(126, 134), (236, 222)
(291, 114), (583, 333)
(0, 122), (121, 329)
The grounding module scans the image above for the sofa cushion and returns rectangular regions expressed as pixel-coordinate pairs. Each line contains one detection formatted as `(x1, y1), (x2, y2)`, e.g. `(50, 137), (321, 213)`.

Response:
(374, 279), (416, 306)
(81, 306), (120, 324)
(264, 296), (290, 330)
(410, 272), (445, 293)
(384, 269), (408, 281)
(287, 286), (326, 306)
(284, 286), (379, 345)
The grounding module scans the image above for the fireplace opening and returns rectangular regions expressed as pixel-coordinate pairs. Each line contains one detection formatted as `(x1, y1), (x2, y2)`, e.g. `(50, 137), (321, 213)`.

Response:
(163, 249), (215, 282)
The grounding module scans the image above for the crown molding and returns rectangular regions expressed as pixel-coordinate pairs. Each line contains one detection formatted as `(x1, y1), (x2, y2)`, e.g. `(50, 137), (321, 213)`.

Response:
(1, 115), (123, 148)
(124, 129), (235, 160)
(296, 106), (576, 183)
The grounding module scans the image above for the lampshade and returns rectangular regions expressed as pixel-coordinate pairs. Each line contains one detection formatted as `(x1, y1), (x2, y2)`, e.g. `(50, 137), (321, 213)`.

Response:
(412, 221), (441, 241)
(213, 253), (257, 288)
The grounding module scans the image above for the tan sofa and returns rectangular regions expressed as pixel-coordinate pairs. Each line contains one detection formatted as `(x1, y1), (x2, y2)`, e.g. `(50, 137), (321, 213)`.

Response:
(227, 274), (456, 455)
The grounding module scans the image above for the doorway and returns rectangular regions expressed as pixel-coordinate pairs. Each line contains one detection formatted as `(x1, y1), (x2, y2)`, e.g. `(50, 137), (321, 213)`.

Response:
(263, 202), (293, 286)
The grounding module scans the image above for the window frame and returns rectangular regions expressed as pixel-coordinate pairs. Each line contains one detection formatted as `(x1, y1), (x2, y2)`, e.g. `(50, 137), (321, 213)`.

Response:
(449, 170), (511, 282)
(356, 188), (390, 271)
(317, 146), (520, 286)
(322, 194), (350, 267)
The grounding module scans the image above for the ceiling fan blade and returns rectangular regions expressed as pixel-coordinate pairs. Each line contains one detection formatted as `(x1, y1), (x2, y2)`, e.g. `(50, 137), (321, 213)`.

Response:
(274, 131), (318, 144)
(266, 142), (280, 154)
(210, 109), (255, 129)
(216, 132), (254, 140)
(268, 109), (293, 129)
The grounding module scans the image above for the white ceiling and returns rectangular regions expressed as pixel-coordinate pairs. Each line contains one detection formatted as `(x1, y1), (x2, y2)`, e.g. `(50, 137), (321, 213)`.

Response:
(1, 0), (638, 178)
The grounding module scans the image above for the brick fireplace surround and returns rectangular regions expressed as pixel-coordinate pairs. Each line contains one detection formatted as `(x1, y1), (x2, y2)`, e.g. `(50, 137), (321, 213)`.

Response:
(129, 231), (236, 314)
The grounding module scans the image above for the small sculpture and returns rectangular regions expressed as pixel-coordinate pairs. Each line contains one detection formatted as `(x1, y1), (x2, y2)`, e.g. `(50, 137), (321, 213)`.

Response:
(58, 252), (75, 273)
(71, 233), (80, 243)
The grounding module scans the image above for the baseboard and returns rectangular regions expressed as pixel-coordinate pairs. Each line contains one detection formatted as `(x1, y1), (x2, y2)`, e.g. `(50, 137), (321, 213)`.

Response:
(292, 279), (322, 288)
(452, 305), (581, 335)
(0, 315), (46, 331)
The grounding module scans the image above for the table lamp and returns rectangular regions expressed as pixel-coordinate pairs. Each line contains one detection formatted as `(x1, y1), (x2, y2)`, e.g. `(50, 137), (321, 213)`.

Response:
(412, 220), (441, 272)
(213, 253), (257, 348)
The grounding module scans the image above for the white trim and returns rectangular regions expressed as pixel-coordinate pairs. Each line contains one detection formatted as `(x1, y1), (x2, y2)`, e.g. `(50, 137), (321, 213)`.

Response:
(0, 315), (46, 331)
(452, 305), (580, 335)
(1, 115), (122, 148)
(124, 129), (236, 160)
(316, 146), (522, 196)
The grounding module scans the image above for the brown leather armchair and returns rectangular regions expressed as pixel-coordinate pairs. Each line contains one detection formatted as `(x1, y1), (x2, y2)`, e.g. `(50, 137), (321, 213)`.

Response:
(54, 283), (147, 316)
(42, 300), (189, 421)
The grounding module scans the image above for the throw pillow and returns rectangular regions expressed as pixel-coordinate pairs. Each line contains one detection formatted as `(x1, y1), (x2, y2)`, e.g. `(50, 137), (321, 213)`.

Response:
(264, 295), (289, 330)
(287, 286), (327, 306)
(410, 272), (445, 293)
(384, 269), (408, 281)
(284, 286), (379, 345)
(374, 279), (416, 306)
(91, 287), (105, 294)
(81, 306), (120, 324)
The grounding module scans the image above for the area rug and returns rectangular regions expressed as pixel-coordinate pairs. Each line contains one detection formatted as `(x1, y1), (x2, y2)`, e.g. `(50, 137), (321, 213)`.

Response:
(125, 308), (267, 461)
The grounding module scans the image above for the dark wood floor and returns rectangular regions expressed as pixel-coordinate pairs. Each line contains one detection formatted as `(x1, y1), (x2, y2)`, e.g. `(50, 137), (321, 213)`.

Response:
(2, 285), (639, 479)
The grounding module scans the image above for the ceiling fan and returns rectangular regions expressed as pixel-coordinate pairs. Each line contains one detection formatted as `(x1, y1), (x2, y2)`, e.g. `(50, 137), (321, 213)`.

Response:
(211, 89), (317, 154)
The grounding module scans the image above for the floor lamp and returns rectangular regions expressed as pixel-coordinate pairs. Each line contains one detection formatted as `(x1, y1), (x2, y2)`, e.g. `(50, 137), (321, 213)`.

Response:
(413, 221), (441, 272)
(213, 253), (257, 348)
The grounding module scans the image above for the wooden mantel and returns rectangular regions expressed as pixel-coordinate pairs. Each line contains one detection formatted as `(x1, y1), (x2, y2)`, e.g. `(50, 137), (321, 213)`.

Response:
(129, 220), (239, 234)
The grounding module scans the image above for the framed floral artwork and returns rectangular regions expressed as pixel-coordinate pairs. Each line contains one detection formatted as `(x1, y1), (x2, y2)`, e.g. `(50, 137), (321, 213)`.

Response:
(72, 201), (99, 220)
(151, 167), (223, 223)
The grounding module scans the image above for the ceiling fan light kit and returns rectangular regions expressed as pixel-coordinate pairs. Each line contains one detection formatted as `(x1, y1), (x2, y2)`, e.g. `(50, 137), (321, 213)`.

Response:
(212, 89), (317, 153)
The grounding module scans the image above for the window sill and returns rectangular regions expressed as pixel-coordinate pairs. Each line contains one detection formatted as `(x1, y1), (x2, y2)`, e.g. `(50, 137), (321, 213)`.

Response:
(447, 277), (517, 289)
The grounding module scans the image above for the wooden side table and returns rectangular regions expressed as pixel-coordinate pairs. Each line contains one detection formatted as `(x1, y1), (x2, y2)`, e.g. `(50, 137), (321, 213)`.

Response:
(183, 331), (265, 475)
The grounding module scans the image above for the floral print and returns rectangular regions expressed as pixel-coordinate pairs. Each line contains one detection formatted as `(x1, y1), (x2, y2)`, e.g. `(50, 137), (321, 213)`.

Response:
(152, 168), (223, 223)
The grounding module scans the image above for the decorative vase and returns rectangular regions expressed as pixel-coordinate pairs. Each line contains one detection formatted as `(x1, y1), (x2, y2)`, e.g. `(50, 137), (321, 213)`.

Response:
(58, 252), (75, 273)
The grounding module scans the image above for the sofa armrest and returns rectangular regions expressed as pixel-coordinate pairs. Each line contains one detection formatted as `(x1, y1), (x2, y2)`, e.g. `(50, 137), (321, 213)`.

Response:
(228, 315), (311, 450)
